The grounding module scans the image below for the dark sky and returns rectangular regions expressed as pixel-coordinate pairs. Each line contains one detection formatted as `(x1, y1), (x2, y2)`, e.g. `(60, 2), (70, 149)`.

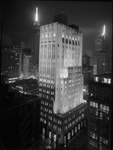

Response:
(2, 0), (112, 54)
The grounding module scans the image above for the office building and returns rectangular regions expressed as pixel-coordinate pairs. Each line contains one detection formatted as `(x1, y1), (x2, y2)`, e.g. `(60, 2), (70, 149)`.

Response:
(1, 45), (20, 82)
(38, 22), (87, 148)
(88, 73), (112, 150)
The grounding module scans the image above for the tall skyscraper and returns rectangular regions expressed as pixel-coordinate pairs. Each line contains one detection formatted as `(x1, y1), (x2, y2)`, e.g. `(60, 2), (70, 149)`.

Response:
(31, 7), (40, 66)
(88, 73), (112, 150)
(38, 22), (87, 148)
(92, 25), (112, 75)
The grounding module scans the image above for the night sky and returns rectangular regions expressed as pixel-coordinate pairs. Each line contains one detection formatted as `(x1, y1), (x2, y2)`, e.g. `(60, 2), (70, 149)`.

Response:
(2, 0), (112, 54)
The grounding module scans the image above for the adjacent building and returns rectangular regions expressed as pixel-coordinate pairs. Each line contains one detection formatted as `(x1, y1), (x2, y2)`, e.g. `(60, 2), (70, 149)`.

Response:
(38, 21), (87, 148)
(88, 73), (112, 150)
(0, 87), (41, 149)
(82, 53), (93, 100)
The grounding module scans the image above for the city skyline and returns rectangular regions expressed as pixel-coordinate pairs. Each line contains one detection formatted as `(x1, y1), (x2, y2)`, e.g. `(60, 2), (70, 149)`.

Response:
(1, 1), (113, 149)
(2, 1), (112, 54)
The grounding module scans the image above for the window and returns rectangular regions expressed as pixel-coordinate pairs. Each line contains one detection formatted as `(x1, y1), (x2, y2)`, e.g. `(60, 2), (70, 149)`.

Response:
(72, 129), (74, 136)
(69, 39), (71, 44)
(78, 41), (80, 46)
(68, 132), (70, 140)
(78, 124), (80, 130)
(62, 37), (64, 43)
(66, 37), (68, 44)
(75, 39), (77, 45)
(75, 126), (77, 133)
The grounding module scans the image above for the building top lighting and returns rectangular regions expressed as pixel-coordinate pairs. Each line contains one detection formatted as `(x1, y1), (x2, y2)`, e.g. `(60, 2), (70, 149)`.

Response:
(101, 25), (106, 39)
(34, 7), (40, 26)
(35, 7), (38, 22)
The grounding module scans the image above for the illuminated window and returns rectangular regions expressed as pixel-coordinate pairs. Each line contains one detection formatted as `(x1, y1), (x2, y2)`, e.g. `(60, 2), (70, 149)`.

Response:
(104, 78), (107, 83)
(95, 110), (98, 116)
(44, 120), (46, 124)
(64, 136), (66, 144)
(82, 113), (84, 118)
(95, 77), (98, 82)
(95, 103), (98, 108)
(42, 128), (45, 134)
(78, 124), (80, 130)
(68, 132), (70, 140)
(54, 134), (56, 142)
(53, 33), (56, 37)
(92, 102), (95, 107)
(72, 129), (74, 136)
(49, 131), (51, 139)
(91, 93), (93, 96)
(107, 106), (109, 112)
(108, 78), (111, 84)
(100, 112), (103, 119)
(90, 101), (93, 106)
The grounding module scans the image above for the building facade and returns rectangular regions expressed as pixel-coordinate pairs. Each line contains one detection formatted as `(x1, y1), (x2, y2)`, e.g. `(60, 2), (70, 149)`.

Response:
(38, 22), (87, 148)
(88, 74), (112, 150)
(1, 46), (20, 81)
(92, 50), (106, 75)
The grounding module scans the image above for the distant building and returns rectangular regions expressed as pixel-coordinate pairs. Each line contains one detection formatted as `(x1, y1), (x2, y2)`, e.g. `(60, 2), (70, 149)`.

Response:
(39, 22), (87, 149)
(82, 53), (91, 67)
(92, 50), (106, 75)
(88, 73), (112, 150)
(19, 48), (33, 79)
(92, 26), (112, 75)
(1, 45), (20, 81)
(31, 7), (40, 67)
(54, 13), (67, 25)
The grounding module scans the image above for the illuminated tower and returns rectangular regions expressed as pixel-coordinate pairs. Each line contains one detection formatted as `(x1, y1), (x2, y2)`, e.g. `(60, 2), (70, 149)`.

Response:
(31, 7), (40, 67)
(92, 25), (112, 75)
(95, 25), (106, 51)
(39, 22), (87, 148)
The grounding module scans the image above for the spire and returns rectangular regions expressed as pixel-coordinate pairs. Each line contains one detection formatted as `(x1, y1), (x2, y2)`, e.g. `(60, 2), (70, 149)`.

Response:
(34, 7), (39, 26)
(101, 25), (106, 39)
(35, 7), (38, 22)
